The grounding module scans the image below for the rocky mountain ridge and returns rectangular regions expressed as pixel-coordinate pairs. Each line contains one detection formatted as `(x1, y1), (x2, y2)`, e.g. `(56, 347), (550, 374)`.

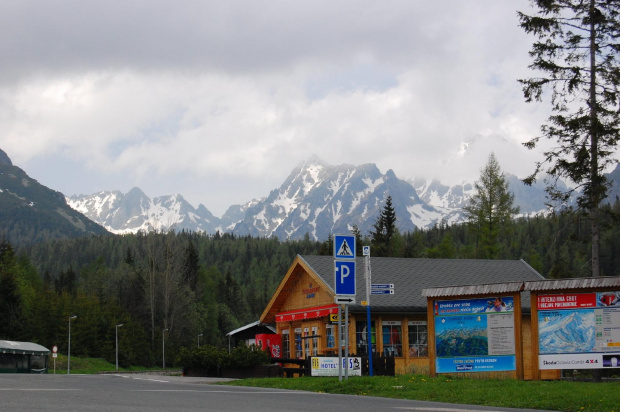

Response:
(66, 156), (567, 240)
(0, 148), (109, 245)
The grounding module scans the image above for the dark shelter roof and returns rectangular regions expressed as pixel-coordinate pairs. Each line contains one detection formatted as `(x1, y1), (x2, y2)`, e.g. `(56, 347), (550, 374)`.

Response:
(0, 340), (50, 355)
(299, 255), (545, 313)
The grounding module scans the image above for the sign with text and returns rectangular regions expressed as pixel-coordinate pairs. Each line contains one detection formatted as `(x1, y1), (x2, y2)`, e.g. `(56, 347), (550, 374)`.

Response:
(434, 296), (516, 373)
(310, 356), (362, 376)
(538, 291), (620, 370)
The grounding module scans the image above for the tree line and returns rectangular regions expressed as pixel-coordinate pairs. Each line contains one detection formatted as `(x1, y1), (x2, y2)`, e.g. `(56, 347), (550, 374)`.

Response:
(2, 0), (619, 370)
(1, 186), (618, 368)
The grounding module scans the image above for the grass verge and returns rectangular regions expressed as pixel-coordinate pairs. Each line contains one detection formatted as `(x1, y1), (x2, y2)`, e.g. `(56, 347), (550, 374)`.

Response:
(48, 355), (153, 374)
(221, 374), (619, 412)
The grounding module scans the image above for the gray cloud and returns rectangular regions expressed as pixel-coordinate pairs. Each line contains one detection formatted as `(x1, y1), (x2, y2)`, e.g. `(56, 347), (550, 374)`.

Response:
(1, 0), (592, 217)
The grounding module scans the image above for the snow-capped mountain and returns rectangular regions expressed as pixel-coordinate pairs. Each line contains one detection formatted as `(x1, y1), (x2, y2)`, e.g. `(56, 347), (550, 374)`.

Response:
(411, 177), (475, 225)
(66, 156), (558, 240)
(68, 187), (223, 234)
(231, 157), (442, 240)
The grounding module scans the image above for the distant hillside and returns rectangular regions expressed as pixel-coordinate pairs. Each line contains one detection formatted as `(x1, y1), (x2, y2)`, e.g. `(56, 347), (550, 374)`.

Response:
(0, 149), (110, 245)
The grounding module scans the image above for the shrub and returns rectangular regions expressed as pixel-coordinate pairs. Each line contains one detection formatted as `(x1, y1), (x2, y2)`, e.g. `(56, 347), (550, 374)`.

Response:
(225, 344), (270, 368)
(178, 343), (269, 370)
(177, 345), (227, 370)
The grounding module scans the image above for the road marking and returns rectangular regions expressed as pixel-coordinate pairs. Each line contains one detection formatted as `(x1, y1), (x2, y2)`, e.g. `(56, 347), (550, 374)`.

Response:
(0, 389), (82, 391)
(394, 408), (504, 412)
(136, 390), (302, 394)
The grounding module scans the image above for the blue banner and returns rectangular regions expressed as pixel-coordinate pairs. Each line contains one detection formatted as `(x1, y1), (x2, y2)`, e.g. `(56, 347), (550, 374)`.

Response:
(436, 355), (516, 373)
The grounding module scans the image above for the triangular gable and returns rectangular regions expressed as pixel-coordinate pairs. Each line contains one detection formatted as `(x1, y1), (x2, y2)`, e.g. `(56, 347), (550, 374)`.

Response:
(260, 255), (334, 324)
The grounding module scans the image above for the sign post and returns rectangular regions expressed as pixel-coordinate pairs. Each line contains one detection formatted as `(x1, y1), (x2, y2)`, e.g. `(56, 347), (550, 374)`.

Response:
(334, 234), (356, 382)
(52, 345), (57, 374)
(363, 246), (373, 377)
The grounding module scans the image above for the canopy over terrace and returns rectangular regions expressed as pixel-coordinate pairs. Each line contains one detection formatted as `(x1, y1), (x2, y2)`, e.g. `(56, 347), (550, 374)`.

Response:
(0, 340), (50, 356)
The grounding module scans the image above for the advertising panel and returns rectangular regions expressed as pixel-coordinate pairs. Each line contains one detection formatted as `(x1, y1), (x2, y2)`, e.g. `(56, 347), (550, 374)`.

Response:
(434, 297), (516, 373)
(538, 291), (620, 370)
(255, 334), (282, 359)
(310, 356), (362, 376)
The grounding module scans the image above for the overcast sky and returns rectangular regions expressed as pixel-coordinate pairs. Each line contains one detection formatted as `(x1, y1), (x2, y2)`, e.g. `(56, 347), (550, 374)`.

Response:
(2, 0), (611, 216)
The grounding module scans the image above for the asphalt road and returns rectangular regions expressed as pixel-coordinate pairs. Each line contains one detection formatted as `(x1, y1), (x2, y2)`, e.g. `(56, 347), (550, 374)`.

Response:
(0, 373), (554, 412)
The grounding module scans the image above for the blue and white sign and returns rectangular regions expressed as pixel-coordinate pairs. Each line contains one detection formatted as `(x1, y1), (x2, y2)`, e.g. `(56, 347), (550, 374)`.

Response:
(334, 260), (356, 296)
(371, 284), (394, 289)
(334, 235), (355, 259)
(371, 289), (394, 295)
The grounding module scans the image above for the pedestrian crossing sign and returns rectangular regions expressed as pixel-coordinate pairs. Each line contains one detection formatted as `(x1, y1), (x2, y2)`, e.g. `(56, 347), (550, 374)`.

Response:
(334, 235), (355, 259)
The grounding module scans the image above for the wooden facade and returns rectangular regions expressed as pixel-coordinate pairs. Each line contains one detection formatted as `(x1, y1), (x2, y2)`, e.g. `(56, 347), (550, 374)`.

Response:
(259, 255), (551, 377)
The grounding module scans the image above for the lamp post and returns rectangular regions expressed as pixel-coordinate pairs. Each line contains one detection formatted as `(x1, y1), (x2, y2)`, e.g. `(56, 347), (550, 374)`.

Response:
(67, 315), (77, 374)
(198, 333), (203, 348)
(162, 328), (169, 369)
(116, 324), (123, 371)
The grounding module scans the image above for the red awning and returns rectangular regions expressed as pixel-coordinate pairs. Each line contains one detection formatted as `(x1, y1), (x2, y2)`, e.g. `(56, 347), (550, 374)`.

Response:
(275, 304), (339, 323)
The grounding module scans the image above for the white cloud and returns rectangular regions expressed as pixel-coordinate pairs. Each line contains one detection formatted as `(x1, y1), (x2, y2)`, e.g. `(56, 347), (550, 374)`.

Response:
(0, 0), (589, 216)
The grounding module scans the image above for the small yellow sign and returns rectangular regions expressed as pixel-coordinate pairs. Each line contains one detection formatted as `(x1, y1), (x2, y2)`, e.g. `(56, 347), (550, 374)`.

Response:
(361, 301), (368, 306)
(329, 314), (340, 323)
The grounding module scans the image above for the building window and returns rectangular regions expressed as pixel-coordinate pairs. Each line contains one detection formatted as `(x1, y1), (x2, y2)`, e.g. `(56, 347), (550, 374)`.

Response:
(382, 321), (402, 357)
(294, 328), (303, 358)
(281, 329), (290, 358)
(312, 326), (319, 356)
(326, 324), (335, 349)
(408, 321), (428, 357)
(355, 320), (375, 355)
(303, 327), (310, 357)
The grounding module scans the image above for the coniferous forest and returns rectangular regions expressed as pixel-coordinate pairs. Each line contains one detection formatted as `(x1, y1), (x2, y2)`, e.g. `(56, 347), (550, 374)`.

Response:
(1, 198), (619, 368)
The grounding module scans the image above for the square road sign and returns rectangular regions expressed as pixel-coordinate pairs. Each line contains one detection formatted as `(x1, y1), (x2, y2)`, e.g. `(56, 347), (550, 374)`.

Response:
(334, 235), (355, 259)
(334, 260), (356, 295)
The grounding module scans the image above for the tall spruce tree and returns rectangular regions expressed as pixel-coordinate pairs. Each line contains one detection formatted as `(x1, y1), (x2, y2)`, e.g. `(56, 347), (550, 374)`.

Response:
(518, 0), (620, 277)
(370, 195), (397, 257)
(464, 153), (519, 259)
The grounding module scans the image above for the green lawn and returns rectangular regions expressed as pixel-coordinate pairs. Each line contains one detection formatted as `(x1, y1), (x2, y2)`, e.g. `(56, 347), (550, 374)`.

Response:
(46, 357), (619, 411)
(222, 374), (620, 412)
(48, 355), (153, 374)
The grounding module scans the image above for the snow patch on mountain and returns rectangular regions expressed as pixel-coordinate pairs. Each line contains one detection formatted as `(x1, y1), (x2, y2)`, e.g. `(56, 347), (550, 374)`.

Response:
(66, 156), (559, 240)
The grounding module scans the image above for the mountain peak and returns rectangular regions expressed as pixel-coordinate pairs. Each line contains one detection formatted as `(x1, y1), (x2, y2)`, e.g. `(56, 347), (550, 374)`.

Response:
(0, 148), (12, 166)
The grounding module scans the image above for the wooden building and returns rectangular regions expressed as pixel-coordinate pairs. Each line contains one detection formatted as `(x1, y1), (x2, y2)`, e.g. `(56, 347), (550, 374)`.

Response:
(259, 255), (545, 375)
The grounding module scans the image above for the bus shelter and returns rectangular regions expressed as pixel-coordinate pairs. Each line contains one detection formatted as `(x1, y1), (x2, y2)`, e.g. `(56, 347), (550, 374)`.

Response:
(0, 340), (50, 373)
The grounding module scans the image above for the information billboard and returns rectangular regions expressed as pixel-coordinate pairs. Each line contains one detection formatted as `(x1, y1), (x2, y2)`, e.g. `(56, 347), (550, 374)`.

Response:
(434, 297), (516, 373)
(538, 291), (620, 369)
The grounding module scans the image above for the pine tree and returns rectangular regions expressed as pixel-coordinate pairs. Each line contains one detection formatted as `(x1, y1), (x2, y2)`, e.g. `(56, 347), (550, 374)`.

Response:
(351, 225), (364, 256)
(464, 153), (519, 259)
(518, 0), (620, 276)
(370, 195), (397, 256)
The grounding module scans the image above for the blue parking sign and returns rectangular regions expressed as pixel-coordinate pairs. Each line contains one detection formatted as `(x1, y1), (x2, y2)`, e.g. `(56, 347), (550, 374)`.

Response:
(334, 260), (356, 295)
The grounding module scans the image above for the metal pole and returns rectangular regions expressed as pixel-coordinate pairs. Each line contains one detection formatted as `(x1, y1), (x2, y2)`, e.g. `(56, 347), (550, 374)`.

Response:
(365, 253), (374, 376)
(67, 315), (77, 374)
(198, 333), (203, 348)
(116, 324), (123, 371)
(345, 304), (349, 380)
(162, 328), (168, 369)
(338, 304), (343, 382)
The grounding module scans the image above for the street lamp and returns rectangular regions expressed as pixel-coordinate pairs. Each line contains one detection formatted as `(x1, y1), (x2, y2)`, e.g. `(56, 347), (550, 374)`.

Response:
(162, 328), (169, 370)
(116, 324), (123, 371)
(67, 315), (77, 374)
(198, 333), (203, 348)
